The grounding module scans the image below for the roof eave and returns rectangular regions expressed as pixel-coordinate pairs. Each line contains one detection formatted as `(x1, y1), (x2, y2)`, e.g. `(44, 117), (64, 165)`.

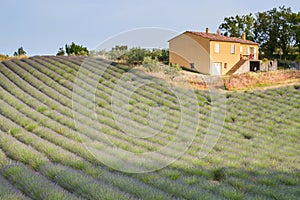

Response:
(169, 31), (258, 45)
(168, 31), (189, 42)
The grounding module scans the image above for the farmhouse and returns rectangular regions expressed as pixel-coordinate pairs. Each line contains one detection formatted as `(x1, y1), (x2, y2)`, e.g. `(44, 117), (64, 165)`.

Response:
(169, 28), (260, 75)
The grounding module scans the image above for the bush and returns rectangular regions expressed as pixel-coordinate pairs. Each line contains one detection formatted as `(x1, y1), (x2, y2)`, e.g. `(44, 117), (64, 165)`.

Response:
(212, 167), (227, 182)
(262, 58), (269, 63)
(126, 48), (151, 65)
(104, 46), (169, 66)
(142, 56), (159, 72)
(295, 54), (300, 62)
(107, 45), (128, 60)
(164, 63), (181, 80)
(278, 60), (291, 69)
(0, 54), (10, 61)
(151, 48), (169, 64)
(56, 48), (65, 56)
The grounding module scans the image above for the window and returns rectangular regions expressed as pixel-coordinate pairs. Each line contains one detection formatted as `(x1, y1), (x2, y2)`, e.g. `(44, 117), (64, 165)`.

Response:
(230, 44), (235, 54)
(190, 63), (195, 69)
(224, 63), (227, 69)
(240, 46), (243, 53)
(214, 43), (220, 53)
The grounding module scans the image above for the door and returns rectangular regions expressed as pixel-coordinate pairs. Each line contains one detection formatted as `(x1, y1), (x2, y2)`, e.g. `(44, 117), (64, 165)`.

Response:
(211, 62), (221, 75)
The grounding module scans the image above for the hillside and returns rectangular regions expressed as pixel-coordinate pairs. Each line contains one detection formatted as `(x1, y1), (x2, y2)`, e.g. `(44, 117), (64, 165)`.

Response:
(0, 56), (299, 200)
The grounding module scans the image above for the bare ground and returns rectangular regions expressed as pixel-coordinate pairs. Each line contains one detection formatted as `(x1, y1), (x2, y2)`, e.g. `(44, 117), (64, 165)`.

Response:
(139, 67), (300, 91)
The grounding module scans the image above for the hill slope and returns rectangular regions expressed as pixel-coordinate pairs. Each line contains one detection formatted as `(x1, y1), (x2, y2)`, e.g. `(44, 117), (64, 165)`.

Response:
(0, 56), (299, 200)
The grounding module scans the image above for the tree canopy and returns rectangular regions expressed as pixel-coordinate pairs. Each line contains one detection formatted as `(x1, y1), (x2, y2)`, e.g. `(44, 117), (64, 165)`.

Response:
(57, 42), (89, 56)
(219, 6), (300, 60)
(103, 46), (169, 65)
(13, 47), (27, 56)
(219, 14), (255, 41)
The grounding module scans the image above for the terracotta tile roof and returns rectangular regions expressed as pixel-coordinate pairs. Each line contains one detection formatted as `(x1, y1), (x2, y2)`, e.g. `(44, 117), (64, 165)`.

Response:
(186, 31), (258, 45)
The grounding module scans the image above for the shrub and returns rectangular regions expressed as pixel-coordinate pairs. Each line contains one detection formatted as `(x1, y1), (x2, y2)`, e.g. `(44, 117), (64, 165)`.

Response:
(142, 56), (160, 72)
(104, 46), (168, 65)
(164, 63), (181, 80)
(212, 167), (227, 182)
(295, 54), (300, 62)
(294, 84), (300, 90)
(56, 48), (65, 56)
(0, 54), (10, 61)
(107, 45), (128, 61)
(262, 58), (269, 64)
(151, 48), (169, 64)
(126, 48), (151, 65)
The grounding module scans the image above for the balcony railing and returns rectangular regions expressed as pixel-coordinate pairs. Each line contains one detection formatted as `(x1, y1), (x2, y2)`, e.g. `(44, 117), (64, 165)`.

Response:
(240, 54), (255, 60)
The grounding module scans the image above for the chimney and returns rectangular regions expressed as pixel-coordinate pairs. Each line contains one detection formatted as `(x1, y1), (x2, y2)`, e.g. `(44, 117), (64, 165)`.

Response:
(242, 33), (246, 40)
(205, 28), (210, 33)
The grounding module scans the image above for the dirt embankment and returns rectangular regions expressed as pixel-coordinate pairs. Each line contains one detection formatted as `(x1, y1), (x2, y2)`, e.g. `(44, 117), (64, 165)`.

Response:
(223, 70), (300, 90)
(179, 70), (300, 91)
(0, 54), (29, 62)
(137, 67), (300, 91)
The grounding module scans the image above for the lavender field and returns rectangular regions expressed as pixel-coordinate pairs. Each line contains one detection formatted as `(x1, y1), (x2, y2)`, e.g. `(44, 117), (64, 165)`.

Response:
(0, 56), (299, 200)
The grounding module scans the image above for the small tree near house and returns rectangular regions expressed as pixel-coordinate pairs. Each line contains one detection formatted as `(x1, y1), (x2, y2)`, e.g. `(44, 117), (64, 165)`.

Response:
(164, 63), (181, 80)
(142, 56), (160, 72)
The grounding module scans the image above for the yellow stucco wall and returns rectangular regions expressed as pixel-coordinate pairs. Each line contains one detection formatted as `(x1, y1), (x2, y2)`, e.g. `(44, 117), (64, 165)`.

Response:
(169, 32), (211, 74)
(210, 41), (240, 75)
(169, 32), (259, 75)
(210, 42), (259, 75)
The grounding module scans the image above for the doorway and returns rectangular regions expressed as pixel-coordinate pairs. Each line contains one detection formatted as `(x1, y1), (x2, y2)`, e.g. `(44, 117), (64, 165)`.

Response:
(250, 61), (260, 72)
(212, 62), (221, 75)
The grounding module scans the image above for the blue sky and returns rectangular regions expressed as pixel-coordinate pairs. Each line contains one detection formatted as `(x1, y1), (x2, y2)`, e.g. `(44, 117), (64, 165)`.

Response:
(1, 0), (299, 55)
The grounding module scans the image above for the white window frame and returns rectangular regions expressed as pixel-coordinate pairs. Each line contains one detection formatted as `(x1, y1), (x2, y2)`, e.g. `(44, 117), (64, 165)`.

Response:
(240, 46), (243, 53)
(230, 44), (235, 54)
(214, 43), (220, 53)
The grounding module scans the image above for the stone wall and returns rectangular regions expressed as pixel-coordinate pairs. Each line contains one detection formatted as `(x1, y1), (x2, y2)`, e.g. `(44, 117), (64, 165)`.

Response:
(233, 60), (250, 75)
(260, 60), (277, 71)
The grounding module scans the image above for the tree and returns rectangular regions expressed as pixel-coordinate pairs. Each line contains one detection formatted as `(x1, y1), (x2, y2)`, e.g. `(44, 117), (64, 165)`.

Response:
(56, 47), (65, 56)
(64, 42), (89, 56)
(142, 56), (159, 72)
(293, 12), (300, 54)
(13, 47), (26, 56)
(219, 14), (255, 41)
(273, 7), (295, 59)
(107, 45), (128, 60)
(124, 48), (151, 65)
(255, 6), (296, 59)
(254, 10), (278, 58)
(219, 6), (299, 60)
(151, 48), (169, 64)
